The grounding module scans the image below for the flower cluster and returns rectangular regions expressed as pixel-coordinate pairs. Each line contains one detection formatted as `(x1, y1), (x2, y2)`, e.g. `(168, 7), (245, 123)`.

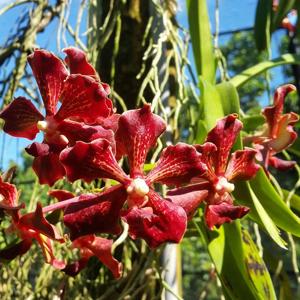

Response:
(0, 48), (297, 278)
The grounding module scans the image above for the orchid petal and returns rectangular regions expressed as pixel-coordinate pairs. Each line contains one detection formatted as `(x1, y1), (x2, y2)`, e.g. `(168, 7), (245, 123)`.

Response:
(48, 190), (75, 202)
(0, 177), (19, 210)
(57, 120), (116, 153)
(63, 47), (99, 79)
(60, 139), (129, 184)
(31, 153), (65, 186)
(19, 203), (64, 241)
(115, 104), (166, 177)
(28, 49), (68, 115)
(71, 235), (122, 278)
(55, 75), (113, 123)
(205, 202), (249, 230)
(268, 156), (296, 171)
(146, 143), (206, 186)
(206, 114), (243, 175)
(122, 190), (187, 248)
(35, 234), (66, 269)
(167, 184), (209, 219)
(225, 148), (260, 181)
(26, 142), (50, 157)
(0, 239), (32, 261)
(96, 113), (121, 133)
(268, 112), (298, 152)
(63, 185), (127, 240)
(0, 97), (44, 139)
(263, 84), (296, 139)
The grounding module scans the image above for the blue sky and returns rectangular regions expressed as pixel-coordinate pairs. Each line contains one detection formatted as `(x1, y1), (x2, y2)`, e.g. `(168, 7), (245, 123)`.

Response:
(0, 0), (291, 169)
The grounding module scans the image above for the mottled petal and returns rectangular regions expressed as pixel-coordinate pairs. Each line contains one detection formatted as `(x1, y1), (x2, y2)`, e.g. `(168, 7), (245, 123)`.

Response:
(167, 184), (209, 219)
(205, 202), (249, 230)
(60, 139), (129, 184)
(122, 190), (187, 248)
(115, 104), (166, 177)
(206, 114), (243, 175)
(263, 84), (296, 138)
(194, 142), (218, 182)
(72, 235), (122, 278)
(268, 113), (299, 152)
(55, 75), (113, 123)
(0, 239), (32, 260)
(268, 156), (296, 171)
(225, 148), (260, 181)
(31, 153), (65, 186)
(146, 143), (206, 186)
(57, 120), (116, 153)
(0, 97), (44, 139)
(63, 47), (99, 79)
(64, 185), (127, 240)
(28, 49), (69, 115)
(19, 203), (64, 241)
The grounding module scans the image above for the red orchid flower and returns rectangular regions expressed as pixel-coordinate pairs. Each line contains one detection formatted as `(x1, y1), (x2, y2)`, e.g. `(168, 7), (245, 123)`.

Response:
(247, 84), (299, 171)
(0, 47), (114, 186)
(0, 178), (65, 269)
(56, 104), (206, 248)
(168, 114), (260, 229)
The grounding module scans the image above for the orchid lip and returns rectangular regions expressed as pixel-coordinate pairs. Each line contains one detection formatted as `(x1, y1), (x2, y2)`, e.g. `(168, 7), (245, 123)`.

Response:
(126, 178), (150, 197)
(215, 177), (235, 194)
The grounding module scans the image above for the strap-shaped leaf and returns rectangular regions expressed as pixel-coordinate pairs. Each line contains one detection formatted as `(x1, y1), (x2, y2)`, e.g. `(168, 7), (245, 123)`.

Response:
(250, 169), (300, 237)
(254, 0), (272, 51)
(187, 0), (216, 83)
(195, 219), (275, 300)
(242, 230), (277, 300)
(230, 54), (300, 88)
(199, 77), (223, 130)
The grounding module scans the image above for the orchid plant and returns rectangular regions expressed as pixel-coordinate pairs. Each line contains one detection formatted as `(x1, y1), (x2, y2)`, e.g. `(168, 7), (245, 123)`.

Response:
(0, 47), (298, 282)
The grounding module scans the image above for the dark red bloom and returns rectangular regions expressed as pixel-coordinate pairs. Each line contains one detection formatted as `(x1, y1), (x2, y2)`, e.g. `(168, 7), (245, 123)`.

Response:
(168, 114), (260, 229)
(59, 105), (206, 248)
(247, 84), (299, 171)
(63, 235), (122, 279)
(0, 47), (114, 185)
(0, 179), (64, 268)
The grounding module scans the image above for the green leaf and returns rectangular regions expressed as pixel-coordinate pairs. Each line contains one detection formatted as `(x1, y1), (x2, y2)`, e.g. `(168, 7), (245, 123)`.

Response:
(187, 0), (215, 83)
(250, 169), (300, 237)
(195, 219), (274, 300)
(271, 0), (296, 32)
(242, 230), (277, 300)
(282, 189), (300, 214)
(248, 183), (287, 248)
(199, 77), (224, 130)
(194, 119), (208, 144)
(287, 137), (300, 157)
(254, 0), (272, 51)
(234, 181), (287, 248)
(216, 81), (240, 116)
(230, 54), (300, 88)
(242, 115), (265, 132)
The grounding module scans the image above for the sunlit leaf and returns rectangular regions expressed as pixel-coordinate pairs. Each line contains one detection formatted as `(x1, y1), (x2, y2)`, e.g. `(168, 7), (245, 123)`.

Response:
(187, 0), (216, 83)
